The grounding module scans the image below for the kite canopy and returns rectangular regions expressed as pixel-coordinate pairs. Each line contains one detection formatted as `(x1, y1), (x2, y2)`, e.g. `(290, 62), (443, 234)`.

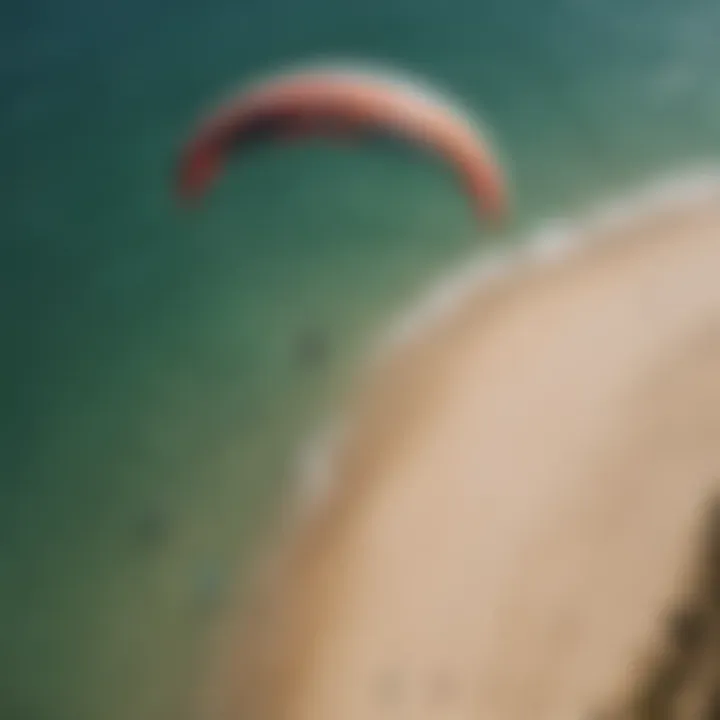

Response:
(176, 62), (508, 223)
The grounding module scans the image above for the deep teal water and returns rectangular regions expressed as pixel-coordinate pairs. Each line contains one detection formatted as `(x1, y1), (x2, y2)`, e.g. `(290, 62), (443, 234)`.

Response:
(1, 0), (718, 717)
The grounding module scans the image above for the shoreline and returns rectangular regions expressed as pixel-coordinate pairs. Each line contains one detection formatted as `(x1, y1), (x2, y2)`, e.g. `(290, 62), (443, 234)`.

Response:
(293, 164), (720, 517)
(199, 165), (720, 720)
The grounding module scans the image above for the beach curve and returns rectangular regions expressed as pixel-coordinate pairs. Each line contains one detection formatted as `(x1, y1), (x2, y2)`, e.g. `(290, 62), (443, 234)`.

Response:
(199, 168), (720, 720)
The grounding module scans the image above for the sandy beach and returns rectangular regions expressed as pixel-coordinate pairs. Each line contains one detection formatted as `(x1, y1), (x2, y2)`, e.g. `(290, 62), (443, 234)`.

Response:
(198, 174), (720, 720)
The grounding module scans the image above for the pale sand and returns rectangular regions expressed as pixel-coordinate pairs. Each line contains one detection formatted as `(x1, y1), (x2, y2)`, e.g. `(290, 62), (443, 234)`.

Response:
(199, 172), (720, 720)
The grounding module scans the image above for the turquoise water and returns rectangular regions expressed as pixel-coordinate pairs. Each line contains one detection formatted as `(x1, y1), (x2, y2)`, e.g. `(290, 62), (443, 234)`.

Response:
(1, 0), (719, 717)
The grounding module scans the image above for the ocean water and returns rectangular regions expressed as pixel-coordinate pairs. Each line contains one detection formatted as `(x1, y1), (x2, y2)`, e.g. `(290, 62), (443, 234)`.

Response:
(1, 0), (719, 718)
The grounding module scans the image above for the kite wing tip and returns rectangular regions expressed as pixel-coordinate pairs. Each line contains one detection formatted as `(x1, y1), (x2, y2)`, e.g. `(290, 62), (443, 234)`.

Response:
(174, 140), (222, 208)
